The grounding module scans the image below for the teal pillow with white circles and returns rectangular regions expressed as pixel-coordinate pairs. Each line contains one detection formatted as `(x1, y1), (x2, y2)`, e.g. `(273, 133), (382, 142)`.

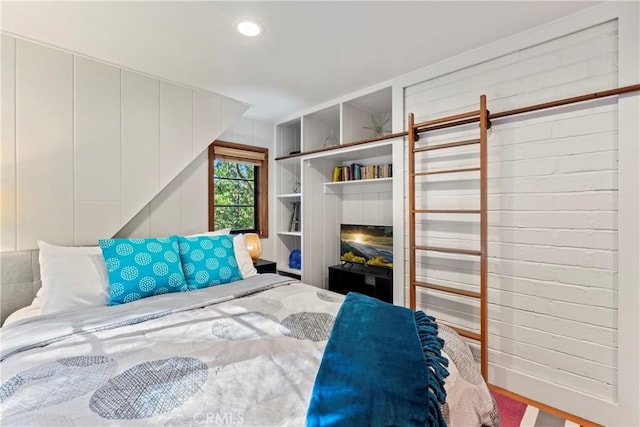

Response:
(177, 235), (242, 289)
(98, 236), (187, 305)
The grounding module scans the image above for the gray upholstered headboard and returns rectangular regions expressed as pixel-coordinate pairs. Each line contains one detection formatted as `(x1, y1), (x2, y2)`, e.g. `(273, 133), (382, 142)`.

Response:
(0, 250), (41, 325)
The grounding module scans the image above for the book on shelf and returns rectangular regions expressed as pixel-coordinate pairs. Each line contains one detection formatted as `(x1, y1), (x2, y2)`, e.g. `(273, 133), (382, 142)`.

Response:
(332, 166), (342, 182)
(332, 162), (392, 182)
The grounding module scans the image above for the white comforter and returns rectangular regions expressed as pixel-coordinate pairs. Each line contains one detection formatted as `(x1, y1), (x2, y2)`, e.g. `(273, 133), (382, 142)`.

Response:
(0, 274), (497, 427)
(1, 274), (337, 426)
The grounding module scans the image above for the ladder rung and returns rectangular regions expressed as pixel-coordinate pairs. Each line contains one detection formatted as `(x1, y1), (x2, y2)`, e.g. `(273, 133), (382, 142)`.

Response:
(413, 138), (480, 153)
(414, 167), (480, 176)
(413, 209), (480, 214)
(439, 322), (482, 341)
(414, 281), (481, 298)
(413, 110), (480, 129)
(414, 245), (481, 256)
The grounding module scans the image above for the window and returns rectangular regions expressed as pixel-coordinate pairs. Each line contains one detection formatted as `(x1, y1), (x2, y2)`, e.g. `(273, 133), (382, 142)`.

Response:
(209, 141), (268, 237)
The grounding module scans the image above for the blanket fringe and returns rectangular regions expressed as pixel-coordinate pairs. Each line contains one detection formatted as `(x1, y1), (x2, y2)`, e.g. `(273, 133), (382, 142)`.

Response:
(415, 310), (450, 427)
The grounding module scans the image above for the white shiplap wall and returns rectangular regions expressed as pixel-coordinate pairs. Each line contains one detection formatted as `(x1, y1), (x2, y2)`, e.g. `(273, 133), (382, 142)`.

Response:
(405, 18), (620, 411)
(0, 35), (248, 251)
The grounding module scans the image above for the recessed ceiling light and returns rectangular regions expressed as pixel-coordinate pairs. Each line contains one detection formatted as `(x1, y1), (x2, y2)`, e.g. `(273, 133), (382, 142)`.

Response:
(236, 20), (262, 37)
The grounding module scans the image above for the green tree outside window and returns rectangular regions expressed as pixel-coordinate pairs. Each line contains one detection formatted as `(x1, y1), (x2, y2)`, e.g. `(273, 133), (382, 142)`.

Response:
(213, 159), (257, 231)
(209, 141), (268, 237)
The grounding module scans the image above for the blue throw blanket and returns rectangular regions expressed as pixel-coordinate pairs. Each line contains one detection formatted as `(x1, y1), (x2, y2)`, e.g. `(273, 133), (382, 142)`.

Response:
(307, 292), (449, 427)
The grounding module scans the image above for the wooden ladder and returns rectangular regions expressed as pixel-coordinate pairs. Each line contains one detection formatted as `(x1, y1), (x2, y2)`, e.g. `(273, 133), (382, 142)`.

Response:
(408, 95), (489, 380)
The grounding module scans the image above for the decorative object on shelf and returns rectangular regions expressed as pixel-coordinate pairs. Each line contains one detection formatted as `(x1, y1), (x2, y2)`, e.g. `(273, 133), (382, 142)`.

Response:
(363, 112), (391, 137)
(323, 129), (338, 148)
(293, 181), (301, 193)
(288, 202), (301, 232)
(244, 233), (262, 264)
(289, 249), (302, 269)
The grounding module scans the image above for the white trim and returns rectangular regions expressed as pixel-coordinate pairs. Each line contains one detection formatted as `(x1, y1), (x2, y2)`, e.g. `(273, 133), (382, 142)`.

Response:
(615, 2), (640, 425)
(392, 82), (405, 306)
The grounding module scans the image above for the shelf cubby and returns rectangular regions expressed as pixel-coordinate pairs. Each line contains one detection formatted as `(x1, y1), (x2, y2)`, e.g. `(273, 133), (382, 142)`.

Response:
(342, 87), (392, 144)
(302, 105), (340, 152)
(277, 118), (301, 157)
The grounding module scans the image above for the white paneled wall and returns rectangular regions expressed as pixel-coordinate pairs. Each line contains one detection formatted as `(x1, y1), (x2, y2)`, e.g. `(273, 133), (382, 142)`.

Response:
(74, 56), (121, 243)
(16, 40), (74, 248)
(179, 151), (210, 234)
(193, 90), (223, 155)
(0, 36), (248, 250)
(117, 115), (276, 261)
(404, 19), (622, 421)
(160, 82), (192, 188)
(121, 71), (161, 223)
(1, 35), (16, 251)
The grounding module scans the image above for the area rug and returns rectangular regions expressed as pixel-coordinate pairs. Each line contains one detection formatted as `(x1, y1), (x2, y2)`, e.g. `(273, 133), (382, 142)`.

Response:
(491, 390), (582, 427)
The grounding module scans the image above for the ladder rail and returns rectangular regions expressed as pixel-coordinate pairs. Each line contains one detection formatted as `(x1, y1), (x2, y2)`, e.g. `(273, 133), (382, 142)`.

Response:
(409, 95), (489, 381)
(479, 95), (489, 380)
(408, 113), (417, 310)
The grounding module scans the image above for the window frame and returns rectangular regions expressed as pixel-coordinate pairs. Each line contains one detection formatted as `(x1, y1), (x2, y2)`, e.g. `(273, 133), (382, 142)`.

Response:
(208, 140), (269, 238)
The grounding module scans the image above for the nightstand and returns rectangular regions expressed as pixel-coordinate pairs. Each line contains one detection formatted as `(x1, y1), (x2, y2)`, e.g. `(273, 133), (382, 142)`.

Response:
(254, 258), (277, 274)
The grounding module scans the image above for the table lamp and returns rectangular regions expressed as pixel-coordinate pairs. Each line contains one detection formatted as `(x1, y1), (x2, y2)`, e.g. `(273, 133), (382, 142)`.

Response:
(244, 233), (262, 264)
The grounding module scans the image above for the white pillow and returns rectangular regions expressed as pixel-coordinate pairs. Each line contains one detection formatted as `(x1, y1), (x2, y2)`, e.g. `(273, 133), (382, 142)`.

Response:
(38, 241), (110, 314)
(233, 234), (257, 279)
(186, 228), (231, 237)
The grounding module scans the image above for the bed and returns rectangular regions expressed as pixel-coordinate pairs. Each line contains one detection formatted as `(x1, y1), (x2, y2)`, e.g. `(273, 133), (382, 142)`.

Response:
(0, 239), (498, 427)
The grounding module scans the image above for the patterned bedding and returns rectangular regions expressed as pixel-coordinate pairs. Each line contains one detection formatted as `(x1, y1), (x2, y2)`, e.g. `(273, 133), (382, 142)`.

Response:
(0, 274), (497, 426)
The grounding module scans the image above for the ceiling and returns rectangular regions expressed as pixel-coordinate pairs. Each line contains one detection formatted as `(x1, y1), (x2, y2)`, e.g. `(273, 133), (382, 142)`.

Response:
(1, 1), (600, 122)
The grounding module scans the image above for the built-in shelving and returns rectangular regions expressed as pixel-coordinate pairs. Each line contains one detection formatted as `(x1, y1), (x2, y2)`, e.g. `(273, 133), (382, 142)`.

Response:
(274, 116), (303, 276)
(274, 85), (401, 293)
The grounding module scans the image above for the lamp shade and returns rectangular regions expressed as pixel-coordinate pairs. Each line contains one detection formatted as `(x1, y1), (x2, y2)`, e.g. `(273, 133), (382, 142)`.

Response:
(244, 233), (262, 263)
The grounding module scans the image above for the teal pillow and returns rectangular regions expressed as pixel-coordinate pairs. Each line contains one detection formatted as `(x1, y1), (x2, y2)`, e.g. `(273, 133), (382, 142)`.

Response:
(177, 235), (243, 289)
(98, 236), (187, 305)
